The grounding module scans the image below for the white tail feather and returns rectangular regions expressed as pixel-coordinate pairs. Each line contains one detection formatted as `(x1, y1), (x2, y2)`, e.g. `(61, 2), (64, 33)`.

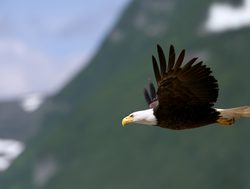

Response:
(216, 106), (250, 125)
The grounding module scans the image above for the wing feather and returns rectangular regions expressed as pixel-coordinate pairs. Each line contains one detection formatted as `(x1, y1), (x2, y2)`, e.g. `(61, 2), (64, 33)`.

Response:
(157, 44), (167, 75)
(175, 50), (185, 69)
(144, 88), (151, 106)
(151, 44), (218, 108)
(144, 80), (158, 109)
(149, 81), (156, 99)
(182, 57), (198, 71)
(152, 56), (161, 84)
(168, 45), (175, 71)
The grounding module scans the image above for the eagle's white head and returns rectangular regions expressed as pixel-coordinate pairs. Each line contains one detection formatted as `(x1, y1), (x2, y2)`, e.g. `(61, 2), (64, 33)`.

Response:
(122, 108), (157, 126)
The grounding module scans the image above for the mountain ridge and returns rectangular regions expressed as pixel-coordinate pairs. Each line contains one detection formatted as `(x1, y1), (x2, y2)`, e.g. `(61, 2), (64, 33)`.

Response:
(1, 0), (250, 188)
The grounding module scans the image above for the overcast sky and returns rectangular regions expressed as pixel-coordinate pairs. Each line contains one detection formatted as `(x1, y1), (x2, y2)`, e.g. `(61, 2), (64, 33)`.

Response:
(0, 0), (130, 100)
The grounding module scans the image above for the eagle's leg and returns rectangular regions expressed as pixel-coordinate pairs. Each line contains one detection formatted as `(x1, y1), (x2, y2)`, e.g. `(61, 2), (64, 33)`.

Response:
(216, 117), (235, 126)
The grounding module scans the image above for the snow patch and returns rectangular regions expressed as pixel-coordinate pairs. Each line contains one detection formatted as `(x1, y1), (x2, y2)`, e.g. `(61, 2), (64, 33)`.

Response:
(21, 94), (44, 112)
(205, 0), (250, 32)
(0, 139), (24, 171)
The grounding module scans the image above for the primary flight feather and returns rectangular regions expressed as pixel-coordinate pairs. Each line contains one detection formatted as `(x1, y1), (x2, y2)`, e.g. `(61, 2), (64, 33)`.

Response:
(122, 44), (250, 130)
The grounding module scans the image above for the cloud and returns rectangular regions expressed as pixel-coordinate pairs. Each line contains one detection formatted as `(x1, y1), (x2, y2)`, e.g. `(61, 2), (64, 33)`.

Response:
(0, 0), (130, 100)
(0, 38), (90, 99)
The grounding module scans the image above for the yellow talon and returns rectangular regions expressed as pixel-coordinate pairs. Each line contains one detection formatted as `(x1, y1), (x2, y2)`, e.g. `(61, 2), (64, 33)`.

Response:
(216, 117), (235, 126)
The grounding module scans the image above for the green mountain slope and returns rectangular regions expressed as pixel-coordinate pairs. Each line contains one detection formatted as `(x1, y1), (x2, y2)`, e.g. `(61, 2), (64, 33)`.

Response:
(2, 0), (250, 188)
(0, 100), (39, 141)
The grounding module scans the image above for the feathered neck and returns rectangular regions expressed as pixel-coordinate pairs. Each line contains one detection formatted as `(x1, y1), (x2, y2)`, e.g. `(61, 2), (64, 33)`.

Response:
(133, 108), (157, 125)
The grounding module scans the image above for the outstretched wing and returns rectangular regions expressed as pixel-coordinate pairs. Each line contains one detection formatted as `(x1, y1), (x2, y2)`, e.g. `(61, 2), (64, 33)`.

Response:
(152, 44), (218, 109)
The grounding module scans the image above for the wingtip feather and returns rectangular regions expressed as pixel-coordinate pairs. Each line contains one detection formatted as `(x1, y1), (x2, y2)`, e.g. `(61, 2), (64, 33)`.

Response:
(144, 88), (151, 105)
(152, 55), (161, 84)
(175, 49), (185, 68)
(168, 44), (176, 71)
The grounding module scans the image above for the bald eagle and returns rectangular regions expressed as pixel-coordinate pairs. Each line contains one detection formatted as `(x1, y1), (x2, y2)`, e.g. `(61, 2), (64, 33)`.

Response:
(122, 45), (250, 130)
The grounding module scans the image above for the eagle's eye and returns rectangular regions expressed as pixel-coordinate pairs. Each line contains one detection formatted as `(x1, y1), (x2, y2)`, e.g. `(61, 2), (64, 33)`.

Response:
(129, 114), (134, 118)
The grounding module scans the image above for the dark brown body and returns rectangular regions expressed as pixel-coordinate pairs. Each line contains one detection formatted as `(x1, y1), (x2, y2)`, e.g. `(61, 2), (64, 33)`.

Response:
(154, 105), (219, 130)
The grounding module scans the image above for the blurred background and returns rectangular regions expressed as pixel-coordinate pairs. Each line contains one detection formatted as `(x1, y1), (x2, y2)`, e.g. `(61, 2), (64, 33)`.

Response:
(0, 0), (250, 188)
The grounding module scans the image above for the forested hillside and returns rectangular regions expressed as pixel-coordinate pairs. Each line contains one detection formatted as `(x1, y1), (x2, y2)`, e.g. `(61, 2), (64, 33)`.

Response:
(2, 0), (250, 188)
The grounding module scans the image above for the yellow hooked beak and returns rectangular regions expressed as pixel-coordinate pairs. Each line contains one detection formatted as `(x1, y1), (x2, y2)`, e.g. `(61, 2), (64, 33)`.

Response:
(122, 115), (134, 127)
